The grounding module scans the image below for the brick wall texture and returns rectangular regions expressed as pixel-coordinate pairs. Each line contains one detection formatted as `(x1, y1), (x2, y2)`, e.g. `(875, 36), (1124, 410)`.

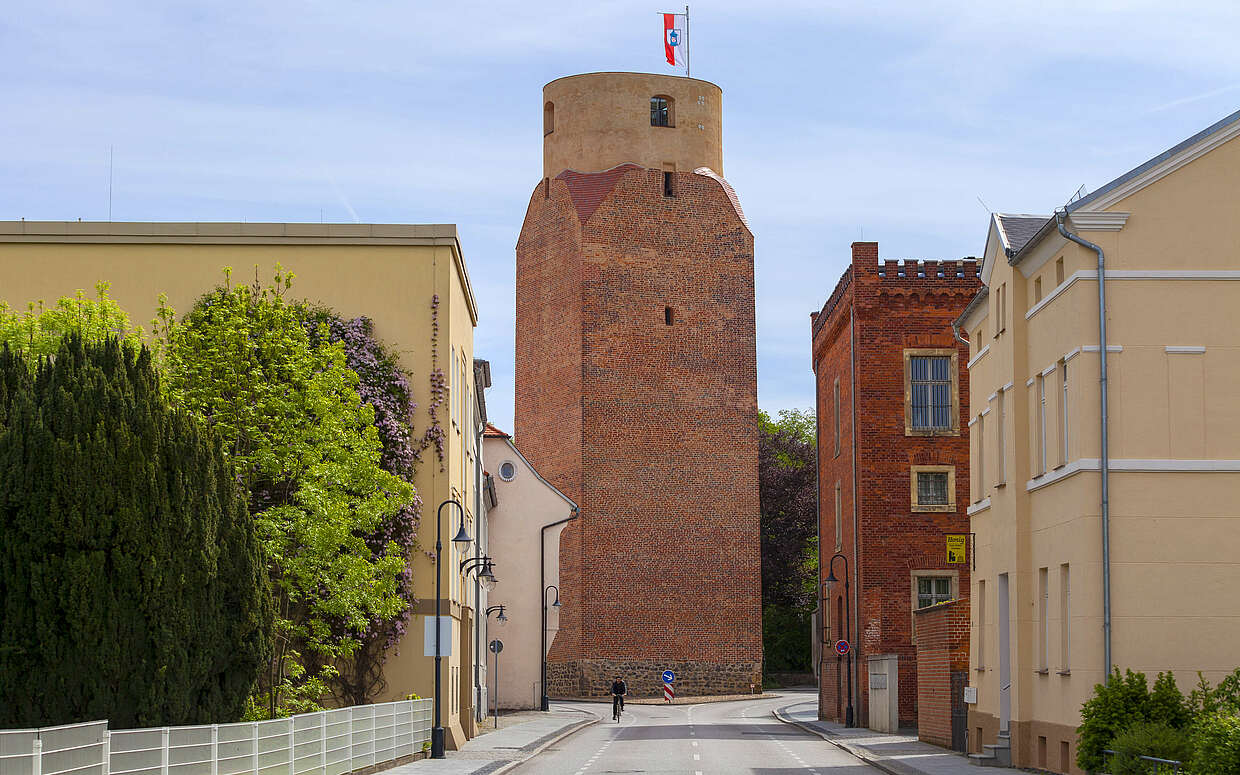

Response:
(914, 599), (970, 747)
(515, 166), (763, 697)
(812, 242), (978, 728)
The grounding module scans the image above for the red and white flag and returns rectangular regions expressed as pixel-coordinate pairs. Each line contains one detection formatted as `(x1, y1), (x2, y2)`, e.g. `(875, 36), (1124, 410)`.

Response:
(663, 12), (687, 68)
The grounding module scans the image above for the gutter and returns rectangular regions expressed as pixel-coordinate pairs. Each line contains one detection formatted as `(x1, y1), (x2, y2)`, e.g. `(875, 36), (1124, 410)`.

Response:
(1055, 211), (1112, 685)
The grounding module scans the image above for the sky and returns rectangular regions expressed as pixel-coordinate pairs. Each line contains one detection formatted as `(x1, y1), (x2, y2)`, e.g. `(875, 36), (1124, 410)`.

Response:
(4, 0), (1240, 433)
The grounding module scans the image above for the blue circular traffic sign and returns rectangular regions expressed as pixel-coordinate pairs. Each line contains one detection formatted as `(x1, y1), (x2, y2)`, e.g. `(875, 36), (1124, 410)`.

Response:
(662, 670), (675, 683)
(834, 639), (850, 656)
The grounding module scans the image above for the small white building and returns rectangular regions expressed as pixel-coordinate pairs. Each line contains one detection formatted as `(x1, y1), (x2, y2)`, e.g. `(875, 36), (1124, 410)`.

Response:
(481, 425), (577, 711)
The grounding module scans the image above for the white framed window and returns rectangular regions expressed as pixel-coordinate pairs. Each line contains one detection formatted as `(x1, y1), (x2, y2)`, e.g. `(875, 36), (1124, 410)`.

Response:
(976, 413), (985, 501)
(917, 576), (953, 608)
(499, 461), (517, 481)
(1060, 360), (1069, 465)
(1037, 374), (1047, 475)
(1060, 564), (1071, 672)
(449, 347), (458, 428)
(1038, 567), (1049, 672)
(997, 390), (1006, 485)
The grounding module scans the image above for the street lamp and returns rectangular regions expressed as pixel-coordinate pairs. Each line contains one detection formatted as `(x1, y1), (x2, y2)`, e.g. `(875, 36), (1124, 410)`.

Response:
(432, 499), (472, 759)
(825, 552), (854, 728)
(484, 605), (507, 728)
(541, 585), (561, 711)
(461, 556), (499, 591)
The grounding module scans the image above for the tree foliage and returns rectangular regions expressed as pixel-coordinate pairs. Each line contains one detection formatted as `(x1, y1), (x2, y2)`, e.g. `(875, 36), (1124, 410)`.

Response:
(759, 408), (818, 675)
(154, 267), (415, 717)
(305, 311), (423, 705)
(0, 282), (141, 359)
(0, 335), (271, 727)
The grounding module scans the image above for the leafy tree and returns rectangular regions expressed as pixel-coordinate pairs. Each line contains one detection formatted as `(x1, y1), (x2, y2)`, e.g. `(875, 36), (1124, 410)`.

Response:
(304, 311), (422, 705)
(1190, 712), (1240, 775)
(0, 282), (141, 358)
(155, 267), (415, 717)
(0, 335), (270, 727)
(1107, 721), (1193, 775)
(759, 408), (818, 674)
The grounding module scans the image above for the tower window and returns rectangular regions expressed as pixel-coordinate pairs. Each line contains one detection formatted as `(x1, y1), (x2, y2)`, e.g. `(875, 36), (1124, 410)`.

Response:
(544, 101), (554, 135)
(665, 306), (674, 325)
(663, 171), (675, 197)
(650, 95), (674, 127)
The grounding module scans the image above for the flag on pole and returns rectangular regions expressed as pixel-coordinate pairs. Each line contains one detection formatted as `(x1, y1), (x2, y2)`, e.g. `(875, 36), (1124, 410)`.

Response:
(663, 12), (687, 69)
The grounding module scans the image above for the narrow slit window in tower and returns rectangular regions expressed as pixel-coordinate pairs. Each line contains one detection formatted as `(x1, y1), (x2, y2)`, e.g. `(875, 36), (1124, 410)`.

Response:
(663, 171), (675, 197)
(665, 306), (674, 325)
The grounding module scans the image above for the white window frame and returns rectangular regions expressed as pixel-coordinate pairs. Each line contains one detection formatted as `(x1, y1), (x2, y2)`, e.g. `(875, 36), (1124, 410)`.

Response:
(1038, 567), (1049, 673)
(1060, 563), (1071, 673)
(997, 389), (1007, 485)
(1037, 374), (1047, 475)
(1060, 360), (1069, 465)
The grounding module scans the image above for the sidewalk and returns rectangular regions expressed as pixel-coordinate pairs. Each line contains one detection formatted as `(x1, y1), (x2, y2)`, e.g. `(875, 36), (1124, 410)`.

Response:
(774, 695), (1022, 775)
(388, 707), (597, 775)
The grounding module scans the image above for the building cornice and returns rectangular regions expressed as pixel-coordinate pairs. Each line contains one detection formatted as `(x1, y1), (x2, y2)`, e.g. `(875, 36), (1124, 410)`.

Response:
(1068, 211), (1130, 231)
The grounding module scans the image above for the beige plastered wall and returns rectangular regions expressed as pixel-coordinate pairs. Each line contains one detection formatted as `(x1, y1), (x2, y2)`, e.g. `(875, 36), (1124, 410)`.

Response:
(481, 435), (573, 710)
(0, 222), (481, 746)
(963, 134), (1240, 773)
(543, 72), (723, 176)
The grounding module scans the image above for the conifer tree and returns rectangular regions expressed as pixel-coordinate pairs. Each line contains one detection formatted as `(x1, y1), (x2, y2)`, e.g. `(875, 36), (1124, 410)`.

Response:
(0, 336), (272, 727)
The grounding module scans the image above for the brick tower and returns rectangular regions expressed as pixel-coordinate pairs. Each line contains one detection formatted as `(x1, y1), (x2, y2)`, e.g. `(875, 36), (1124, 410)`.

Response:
(515, 72), (761, 697)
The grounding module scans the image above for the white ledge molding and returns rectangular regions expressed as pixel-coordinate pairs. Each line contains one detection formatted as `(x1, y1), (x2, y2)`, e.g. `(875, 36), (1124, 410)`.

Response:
(1068, 211), (1131, 231)
(1028, 458), (1240, 491)
(967, 498), (991, 516)
(967, 344), (990, 369)
(1166, 346), (1206, 354)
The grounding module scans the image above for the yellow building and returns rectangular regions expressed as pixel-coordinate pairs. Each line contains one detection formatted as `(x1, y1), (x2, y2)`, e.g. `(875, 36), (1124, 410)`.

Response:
(0, 221), (486, 747)
(956, 111), (1240, 772)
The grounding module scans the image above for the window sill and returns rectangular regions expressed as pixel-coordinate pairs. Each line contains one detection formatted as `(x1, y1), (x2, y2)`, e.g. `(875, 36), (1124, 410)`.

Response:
(995, 481), (1006, 488)
(1057, 669), (1072, 676)
(913, 504), (956, 513)
(1035, 668), (1050, 675)
(975, 667), (986, 673)
(905, 428), (960, 438)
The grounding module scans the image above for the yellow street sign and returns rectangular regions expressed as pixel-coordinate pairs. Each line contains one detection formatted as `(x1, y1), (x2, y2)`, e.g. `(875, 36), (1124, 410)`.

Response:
(947, 534), (967, 564)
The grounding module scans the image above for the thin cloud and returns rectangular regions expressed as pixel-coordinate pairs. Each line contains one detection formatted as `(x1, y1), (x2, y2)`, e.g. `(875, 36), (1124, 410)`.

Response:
(1146, 83), (1240, 114)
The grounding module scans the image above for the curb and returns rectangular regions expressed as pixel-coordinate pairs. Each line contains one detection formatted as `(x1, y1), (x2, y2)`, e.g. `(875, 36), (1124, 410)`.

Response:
(771, 706), (919, 775)
(487, 713), (600, 775)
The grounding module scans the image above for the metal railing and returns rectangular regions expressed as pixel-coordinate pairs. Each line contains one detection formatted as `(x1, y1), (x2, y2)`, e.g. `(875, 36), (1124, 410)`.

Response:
(0, 700), (432, 775)
(1102, 749), (1183, 774)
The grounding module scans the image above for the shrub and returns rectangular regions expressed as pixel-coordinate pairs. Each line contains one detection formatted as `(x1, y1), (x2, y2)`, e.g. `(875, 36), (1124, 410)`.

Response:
(0, 336), (271, 727)
(1189, 712), (1240, 775)
(1078, 669), (1155, 771)
(1107, 721), (1191, 774)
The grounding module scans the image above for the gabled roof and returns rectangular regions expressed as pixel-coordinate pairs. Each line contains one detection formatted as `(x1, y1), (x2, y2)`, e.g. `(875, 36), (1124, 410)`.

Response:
(556, 164), (643, 224)
(993, 214), (1050, 256)
(483, 423), (509, 439)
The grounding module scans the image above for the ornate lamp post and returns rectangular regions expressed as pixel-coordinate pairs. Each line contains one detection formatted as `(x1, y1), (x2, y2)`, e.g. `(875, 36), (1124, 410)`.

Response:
(432, 499), (472, 759)
(541, 585), (561, 711)
(825, 551), (854, 727)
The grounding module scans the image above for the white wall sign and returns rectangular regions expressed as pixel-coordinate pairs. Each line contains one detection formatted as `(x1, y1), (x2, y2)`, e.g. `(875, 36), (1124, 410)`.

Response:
(423, 616), (453, 657)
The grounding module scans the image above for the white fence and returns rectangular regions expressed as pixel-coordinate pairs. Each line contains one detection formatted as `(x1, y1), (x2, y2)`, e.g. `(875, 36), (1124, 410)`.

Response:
(0, 700), (433, 775)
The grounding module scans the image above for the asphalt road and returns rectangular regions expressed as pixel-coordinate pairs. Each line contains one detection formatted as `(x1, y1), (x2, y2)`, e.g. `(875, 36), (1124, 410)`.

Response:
(506, 690), (878, 775)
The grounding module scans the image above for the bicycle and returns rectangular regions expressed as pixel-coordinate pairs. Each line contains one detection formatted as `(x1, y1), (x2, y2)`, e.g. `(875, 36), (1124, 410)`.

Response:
(612, 695), (624, 722)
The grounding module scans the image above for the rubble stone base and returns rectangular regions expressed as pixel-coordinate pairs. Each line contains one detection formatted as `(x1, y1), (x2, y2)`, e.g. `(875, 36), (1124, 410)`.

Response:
(547, 659), (762, 699)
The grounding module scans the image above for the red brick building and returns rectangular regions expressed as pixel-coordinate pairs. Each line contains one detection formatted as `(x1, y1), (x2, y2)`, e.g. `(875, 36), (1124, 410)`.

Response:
(514, 73), (762, 697)
(811, 242), (978, 728)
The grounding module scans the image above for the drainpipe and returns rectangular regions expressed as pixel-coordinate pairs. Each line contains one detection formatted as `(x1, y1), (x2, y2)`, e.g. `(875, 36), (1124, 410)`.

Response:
(1056, 210), (1112, 685)
(473, 418), (485, 723)
(950, 319), (969, 348)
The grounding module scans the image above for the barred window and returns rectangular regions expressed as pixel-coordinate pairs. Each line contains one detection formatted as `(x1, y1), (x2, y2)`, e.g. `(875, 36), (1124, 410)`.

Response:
(910, 355), (953, 430)
(917, 471), (950, 506)
(917, 577), (952, 608)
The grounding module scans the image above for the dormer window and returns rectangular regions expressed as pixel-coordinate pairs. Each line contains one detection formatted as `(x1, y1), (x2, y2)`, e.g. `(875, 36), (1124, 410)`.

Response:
(650, 95), (674, 127)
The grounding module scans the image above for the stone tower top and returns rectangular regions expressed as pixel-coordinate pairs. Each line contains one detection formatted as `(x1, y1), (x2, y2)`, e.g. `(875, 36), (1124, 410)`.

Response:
(542, 72), (724, 177)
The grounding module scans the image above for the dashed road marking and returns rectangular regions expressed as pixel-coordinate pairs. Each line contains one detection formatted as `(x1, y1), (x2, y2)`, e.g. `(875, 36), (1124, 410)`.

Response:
(693, 754), (700, 761)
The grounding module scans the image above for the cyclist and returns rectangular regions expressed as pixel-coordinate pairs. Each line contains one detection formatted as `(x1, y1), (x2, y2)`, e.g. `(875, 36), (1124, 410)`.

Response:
(610, 675), (627, 721)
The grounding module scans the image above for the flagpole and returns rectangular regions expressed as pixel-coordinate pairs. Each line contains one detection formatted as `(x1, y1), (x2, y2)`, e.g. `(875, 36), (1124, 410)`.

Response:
(685, 5), (690, 78)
